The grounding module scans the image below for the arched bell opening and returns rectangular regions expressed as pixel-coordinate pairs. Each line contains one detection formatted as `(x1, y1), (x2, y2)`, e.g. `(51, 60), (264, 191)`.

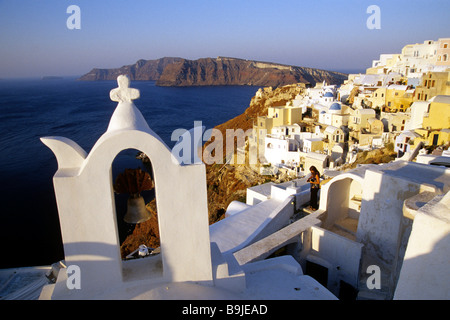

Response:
(111, 148), (159, 260)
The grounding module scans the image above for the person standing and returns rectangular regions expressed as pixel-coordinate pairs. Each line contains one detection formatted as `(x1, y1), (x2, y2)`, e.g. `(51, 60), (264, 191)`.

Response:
(307, 166), (321, 210)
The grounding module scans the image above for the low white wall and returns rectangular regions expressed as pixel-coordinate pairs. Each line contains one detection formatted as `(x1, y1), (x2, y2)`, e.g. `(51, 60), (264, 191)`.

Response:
(246, 185), (272, 206)
(251, 196), (295, 244)
(271, 178), (311, 210)
(295, 189), (311, 209)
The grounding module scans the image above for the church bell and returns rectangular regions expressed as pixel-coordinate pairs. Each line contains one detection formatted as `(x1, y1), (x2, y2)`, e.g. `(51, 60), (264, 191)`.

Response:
(124, 196), (151, 224)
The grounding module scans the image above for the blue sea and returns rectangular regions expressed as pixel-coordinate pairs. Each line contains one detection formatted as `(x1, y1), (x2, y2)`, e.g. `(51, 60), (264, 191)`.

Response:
(0, 78), (260, 268)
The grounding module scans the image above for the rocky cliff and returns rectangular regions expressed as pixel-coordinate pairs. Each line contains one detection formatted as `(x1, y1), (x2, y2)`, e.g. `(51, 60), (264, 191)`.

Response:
(79, 57), (183, 81)
(79, 57), (347, 87)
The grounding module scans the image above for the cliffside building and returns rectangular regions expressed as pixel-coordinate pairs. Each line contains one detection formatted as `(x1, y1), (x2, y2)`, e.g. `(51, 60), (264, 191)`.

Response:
(414, 71), (450, 102)
(253, 103), (304, 161)
(409, 95), (450, 149)
(367, 38), (450, 78)
(318, 102), (350, 128)
(370, 85), (415, 113)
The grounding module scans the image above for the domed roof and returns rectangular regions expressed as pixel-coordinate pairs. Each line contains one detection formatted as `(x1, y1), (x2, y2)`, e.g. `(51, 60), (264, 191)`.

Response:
(329, 103), (341, 110)
(323, 92), (334, 98)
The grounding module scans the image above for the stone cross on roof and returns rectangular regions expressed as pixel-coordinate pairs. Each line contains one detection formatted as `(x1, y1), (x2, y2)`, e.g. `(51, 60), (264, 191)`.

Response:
(109, 75), (140, 103)
(106, 75), (150, 132)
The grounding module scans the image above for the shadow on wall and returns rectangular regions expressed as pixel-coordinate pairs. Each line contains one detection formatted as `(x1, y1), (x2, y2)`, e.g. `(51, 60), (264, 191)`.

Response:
(394, 226), (450, 299)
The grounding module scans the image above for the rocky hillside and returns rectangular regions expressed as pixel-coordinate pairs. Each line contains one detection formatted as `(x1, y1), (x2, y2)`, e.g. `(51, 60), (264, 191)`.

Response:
(79, 57), (347, 87)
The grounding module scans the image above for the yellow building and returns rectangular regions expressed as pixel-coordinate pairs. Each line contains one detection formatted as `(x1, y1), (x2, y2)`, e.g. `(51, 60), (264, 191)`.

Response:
(411, 95), (450, 148)
(381, 112), (410, 132)
(349, 108), (376, 132)
(414, 71), (450, 102)
(429, 129), (449, 146)
(370, 84), (414, 112)
(422, 95), (450, 130)
(384, 85), (415, 112)
(413, 128), (450, 149)
(253, 105), (303, 159)
(371, 87), (387, 108)
(267, 105), (302, 126)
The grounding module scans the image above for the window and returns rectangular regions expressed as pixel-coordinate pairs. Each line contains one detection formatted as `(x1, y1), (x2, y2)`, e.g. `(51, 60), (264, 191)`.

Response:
(444, 54), (448, 62)
(444, 43), (448, 49)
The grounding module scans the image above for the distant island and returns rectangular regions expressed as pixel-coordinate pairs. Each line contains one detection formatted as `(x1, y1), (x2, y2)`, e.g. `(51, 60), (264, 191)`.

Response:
(78, 57), (347, 87)
(42, 76), (63, 81)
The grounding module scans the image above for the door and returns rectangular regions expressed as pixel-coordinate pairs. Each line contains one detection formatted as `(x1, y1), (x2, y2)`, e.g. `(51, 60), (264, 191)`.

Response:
(432, 134), (439, 146)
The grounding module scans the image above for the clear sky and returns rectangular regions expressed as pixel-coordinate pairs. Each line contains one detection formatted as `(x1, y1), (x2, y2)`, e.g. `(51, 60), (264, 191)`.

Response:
(0, 0), (449, 78)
